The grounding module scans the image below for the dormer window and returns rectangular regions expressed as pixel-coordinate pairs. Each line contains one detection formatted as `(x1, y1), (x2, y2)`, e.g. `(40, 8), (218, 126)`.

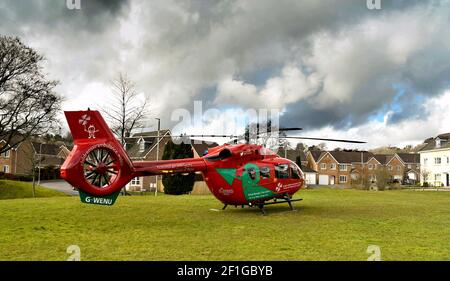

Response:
(436, 138), (442, 148)
(139, 139), (145, 152)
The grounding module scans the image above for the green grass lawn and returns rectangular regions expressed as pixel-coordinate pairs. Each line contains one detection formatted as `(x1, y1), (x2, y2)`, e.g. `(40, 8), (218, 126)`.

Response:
(0, 188), (450, 261)
(0, 180), (67, 200)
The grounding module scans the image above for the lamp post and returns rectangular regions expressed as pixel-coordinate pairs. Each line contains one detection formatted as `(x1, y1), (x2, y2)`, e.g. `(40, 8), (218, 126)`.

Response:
(37, 143), (43, 185)
(32, 153), (36, 198)
(155, 118), (161, 196)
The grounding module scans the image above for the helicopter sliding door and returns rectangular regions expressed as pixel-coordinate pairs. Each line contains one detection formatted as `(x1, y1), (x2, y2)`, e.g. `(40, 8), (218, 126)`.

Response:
(238, 164), (275, 201)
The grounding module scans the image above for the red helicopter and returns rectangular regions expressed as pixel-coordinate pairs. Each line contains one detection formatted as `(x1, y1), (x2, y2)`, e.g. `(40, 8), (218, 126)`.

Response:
(61, 110), (365, 214)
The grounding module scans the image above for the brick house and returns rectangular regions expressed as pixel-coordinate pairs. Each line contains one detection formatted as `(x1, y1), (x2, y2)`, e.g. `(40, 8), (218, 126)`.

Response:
(32, 142), (71, 169)
(125, 130), (171, 192)
(316, 151), (374, 186)
(309, 149), (420, 186)
(1, 137), (34, 175)
(305, 150), (324, 172)
(0, 137), (70, 176)
(364, 154), (391, 183)
(386, 153), (420, 184)
(277, 148), (308, 167)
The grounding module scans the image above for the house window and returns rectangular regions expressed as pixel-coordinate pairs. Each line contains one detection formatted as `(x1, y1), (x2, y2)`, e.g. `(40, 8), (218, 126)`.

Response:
(436, 138), (441, 148)
(130, 177), (141, 185)
(1, 150), (10, 158)
(407, 164), (412, 169)
(330, 163), (336, 170)
(139, 141), (145, 152)
(339, 175), (347, 183)
(435, 174), (441, 181)
(387, 165), (393, 171)
(435, 157), (442, 165)
(339, 164), (347, 171)
(447, 157), (450, 164)
(320, 163), (327, 170)
(424, 158), (428, 166)
(3, 165), (9, 173)
(368, 164), (374, 170)
(397, 166), (401, 172)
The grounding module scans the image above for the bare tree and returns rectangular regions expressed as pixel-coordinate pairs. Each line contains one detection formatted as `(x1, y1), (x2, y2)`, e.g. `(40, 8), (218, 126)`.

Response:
(0, 36), (61, 154)
(420, 168), (430, 188)
(102, 73), (149, 145)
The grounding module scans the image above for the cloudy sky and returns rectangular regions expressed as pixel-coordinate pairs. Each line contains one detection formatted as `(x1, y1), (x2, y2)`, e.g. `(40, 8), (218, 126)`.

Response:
(1, 0), (450, 149)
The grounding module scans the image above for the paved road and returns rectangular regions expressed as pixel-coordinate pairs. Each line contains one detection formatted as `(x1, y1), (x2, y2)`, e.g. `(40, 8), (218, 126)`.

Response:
(39, 180), (79, 196)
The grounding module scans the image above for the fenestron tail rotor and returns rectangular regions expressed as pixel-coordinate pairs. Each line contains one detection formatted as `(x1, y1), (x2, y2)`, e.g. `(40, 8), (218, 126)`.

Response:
(83, 147), (119, 188)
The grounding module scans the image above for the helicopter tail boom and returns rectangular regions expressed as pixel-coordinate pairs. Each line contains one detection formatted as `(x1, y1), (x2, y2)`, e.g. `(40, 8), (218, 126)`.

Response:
(133, 158), (207, 176)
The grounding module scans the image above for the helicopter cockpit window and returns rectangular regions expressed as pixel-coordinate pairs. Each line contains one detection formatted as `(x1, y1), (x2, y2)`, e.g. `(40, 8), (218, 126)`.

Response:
(290, 164), (301, 179)
(260, 166), (270, 179)
(275, 164), (289, 179)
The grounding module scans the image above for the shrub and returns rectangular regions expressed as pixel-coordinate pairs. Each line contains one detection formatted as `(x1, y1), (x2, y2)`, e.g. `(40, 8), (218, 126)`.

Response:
(0, 173), (33, 181)
(16, 174), (33, 182)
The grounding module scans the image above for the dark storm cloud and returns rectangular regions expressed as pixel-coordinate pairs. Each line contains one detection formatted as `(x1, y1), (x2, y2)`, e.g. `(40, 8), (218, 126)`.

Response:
(0, 0), (129, 35)
(119, 0), (428, 127)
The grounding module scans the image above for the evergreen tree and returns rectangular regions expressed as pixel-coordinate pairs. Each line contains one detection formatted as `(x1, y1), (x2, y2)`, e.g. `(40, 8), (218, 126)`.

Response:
(162, 139), (196, 195)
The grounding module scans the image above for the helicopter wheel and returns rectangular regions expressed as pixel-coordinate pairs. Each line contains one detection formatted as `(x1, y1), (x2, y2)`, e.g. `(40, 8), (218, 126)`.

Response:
(83, 148), (119, 189)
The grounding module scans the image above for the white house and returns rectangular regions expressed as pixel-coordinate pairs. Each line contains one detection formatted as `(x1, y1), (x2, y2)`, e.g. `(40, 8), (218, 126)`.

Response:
(418, 133), (450, 187)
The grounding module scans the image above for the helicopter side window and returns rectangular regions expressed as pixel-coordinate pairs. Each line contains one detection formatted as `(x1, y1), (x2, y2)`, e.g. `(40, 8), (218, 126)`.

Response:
(290, 164), (301, 179)
(247, 167), (257, 180)
(275, 164), (289, 179)
(260, 166), (270, 179)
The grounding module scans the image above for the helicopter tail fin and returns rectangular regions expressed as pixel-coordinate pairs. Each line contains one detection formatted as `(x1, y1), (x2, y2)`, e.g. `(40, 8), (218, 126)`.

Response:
(61, 110), (135, 197)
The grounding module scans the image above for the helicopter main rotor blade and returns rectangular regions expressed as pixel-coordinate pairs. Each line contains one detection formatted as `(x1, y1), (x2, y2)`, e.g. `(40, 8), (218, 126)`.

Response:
(281, 136), (366, 144)
(126, 130), (302, 139)
(255, 127), (303, 136)
(278, 127), (303, 132)
(130, 134), (241, 138)
(173, 134), (240, 138)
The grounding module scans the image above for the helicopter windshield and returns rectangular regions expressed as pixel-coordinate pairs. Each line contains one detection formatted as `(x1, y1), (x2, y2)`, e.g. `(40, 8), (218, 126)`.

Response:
(259, 147), (277, 156)
(290, 164), (301, 179)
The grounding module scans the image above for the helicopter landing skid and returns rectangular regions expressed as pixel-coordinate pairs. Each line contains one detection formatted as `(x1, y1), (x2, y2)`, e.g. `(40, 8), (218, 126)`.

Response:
(250, 195), (303, 215)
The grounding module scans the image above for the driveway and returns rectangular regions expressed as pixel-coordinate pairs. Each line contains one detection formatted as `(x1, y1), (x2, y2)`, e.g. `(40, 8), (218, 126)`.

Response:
(39, 180), (79, 196)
